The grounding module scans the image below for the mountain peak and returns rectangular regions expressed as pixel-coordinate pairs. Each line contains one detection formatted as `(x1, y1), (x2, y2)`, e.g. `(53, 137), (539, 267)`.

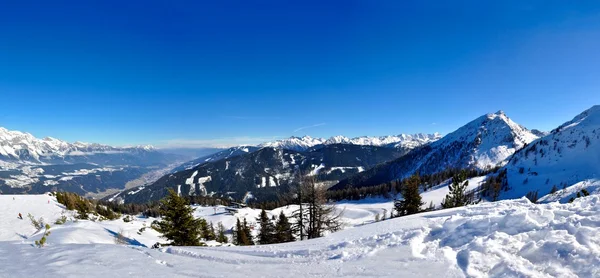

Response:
(259, 133), (441, 151)
(553, 104), (600, 133)
(0, 127), (157, 162)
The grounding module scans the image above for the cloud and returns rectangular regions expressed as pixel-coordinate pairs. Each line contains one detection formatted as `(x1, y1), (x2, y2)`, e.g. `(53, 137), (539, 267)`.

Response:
(158, 136), (282, 148)
(431, 122), (438, 126)
(293, 123), (326, 133)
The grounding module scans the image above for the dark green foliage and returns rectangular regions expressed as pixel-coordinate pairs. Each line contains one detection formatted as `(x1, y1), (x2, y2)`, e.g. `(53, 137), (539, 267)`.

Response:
(327, 167), (493, 202)
(441, 172), (474, 209)
(395, 173), (424, 216)
(216, 222), (228, 244)
(56, 192), (120, 220)
(257, 209), (276, 245)
(233, 218), (253, 246)
(199, 219), (216, 241)
(274, 211), (294, 243)
(35, 224), (51, 248)
(154, 189), (203, 246)
(480, 169), (508, 201)
(550, 184), (559, 194)
(243, 218), (254, 245)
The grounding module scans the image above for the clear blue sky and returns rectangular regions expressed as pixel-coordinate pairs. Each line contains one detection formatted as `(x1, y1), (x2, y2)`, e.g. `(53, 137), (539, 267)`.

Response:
(1, 1), (600, 148)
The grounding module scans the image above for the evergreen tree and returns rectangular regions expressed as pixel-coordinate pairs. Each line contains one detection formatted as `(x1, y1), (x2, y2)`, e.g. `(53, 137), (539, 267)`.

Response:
(243, 218), (255, 245)
(154, 189), (202, 246)
(257, 209), (276, 245)
(274, 211), (294, 243)
(233, 218), (243, 245)
(233, 218), (253, 246)
(395, 173), (424, 216)
(441, 172), (473, 209)
(216, 222), (228, 244)
(198, 219), (216, 241)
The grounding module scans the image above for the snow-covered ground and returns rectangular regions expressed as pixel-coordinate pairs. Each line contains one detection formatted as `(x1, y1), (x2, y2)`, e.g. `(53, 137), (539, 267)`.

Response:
(2, 191), (600, 277)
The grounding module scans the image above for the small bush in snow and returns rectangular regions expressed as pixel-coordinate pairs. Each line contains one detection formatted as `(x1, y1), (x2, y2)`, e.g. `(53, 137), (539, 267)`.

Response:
(28, 214), (45, 231)
(35, 224), (51, 248)
(54, 215), (67, 225)
(114, 229), (127, 245)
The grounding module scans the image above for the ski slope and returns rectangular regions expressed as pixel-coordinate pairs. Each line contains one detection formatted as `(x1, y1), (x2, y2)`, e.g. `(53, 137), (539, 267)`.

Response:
(2, 192), (600, 277)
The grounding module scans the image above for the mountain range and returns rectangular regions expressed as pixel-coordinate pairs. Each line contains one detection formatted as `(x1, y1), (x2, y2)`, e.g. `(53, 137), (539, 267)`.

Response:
(5, 106), (600, 206)
(258, 133), (441, 151)
(111, 144), (410, 203)
(331, 110), (540, 190)
(0, 127), (183, 196)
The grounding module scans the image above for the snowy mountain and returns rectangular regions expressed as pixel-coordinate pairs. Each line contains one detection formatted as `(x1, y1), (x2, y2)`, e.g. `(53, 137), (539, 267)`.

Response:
(259, 133), (441, 152)
(502, 105), (600, 200)
(170, 146), (259, 173)
(0, 127), (155, 163)
(0, 127), (183, 196)
(332, 111), (539, 190)
(114, 144), (407, 203)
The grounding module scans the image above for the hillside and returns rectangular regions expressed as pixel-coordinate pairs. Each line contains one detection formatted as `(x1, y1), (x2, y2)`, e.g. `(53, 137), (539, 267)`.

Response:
(331, 111), (538, 190)
(0, 127), (183, 197)
(502, 105), (600, 201)
(112, 144), (408, 203)
(3, 193), (600, 277)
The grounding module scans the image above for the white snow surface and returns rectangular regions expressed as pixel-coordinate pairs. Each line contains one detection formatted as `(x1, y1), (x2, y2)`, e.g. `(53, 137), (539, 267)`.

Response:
(259, 133), (441, 151)
(3, 193), (600, 277)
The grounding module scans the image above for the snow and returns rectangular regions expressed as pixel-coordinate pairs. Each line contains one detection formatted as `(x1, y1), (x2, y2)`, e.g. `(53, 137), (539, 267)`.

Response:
(0, 126), (155, 163)
(309, 163), (326, 176)
(429, 111), (539, 171)
(326, 166), (365, 174)
(502, 105), (600, 200)
(259, 133), (441, 151)
(4, 192), (600, 277)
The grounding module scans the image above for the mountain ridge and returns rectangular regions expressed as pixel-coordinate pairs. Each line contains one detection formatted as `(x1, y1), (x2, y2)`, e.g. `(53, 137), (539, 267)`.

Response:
(330, 110), (539, 190)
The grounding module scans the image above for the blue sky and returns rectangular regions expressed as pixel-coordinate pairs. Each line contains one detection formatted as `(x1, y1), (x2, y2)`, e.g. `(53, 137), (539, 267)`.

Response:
(1, 1), (600, 148)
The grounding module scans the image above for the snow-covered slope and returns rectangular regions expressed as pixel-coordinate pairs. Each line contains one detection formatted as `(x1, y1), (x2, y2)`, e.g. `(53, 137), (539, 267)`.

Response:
(503, 105), (600, 200)
(333, 111), (538, 190)
(259, 133), (441, 152)
(4, 192), (600, 277)
(170, 146), (259, 173)
(116, 144), (406, 203)
(0, 127), (154, 163)
(429, 111), (538, 169)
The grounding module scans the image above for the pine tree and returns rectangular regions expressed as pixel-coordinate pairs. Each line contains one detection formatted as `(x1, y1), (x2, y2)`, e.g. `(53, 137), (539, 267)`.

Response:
(216, 222), (228, 244)
(274, 211), (294, 243)
(198, 219), (216, 241)
(233, 218), (243, 245)
(154, 189), (202, 246)
(441, 172), (472, 209)
(243, 218), (255, 245)
(257, 209), (275, 244)
(395, 173), (424, 216)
